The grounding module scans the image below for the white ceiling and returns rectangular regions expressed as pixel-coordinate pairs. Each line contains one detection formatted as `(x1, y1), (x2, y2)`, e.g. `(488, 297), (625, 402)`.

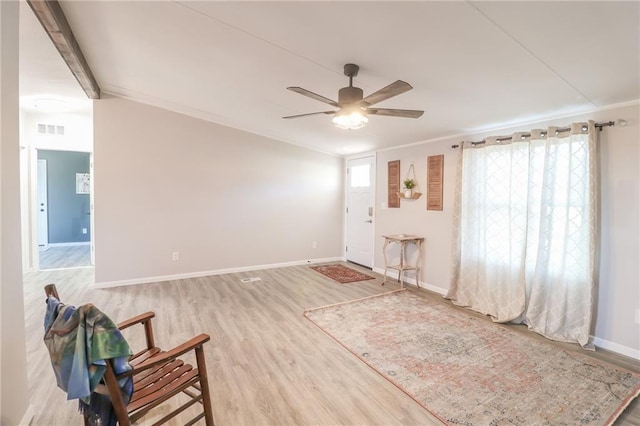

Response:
(19, 1), (639, 155)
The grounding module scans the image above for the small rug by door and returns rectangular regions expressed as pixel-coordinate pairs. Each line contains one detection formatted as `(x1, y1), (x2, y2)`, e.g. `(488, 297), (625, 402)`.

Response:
(304, 290), (640, 425)
(310, 264), (375, 284)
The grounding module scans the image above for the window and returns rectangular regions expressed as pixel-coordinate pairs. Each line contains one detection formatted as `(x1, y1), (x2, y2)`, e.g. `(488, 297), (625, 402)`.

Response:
(449, 123), (597, 346)
(350, 164), (370, 188)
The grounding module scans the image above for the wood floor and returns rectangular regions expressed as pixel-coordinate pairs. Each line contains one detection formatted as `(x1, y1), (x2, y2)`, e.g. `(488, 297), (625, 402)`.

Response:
(39, 245), (91, 270)
(23, 264), (639, 425)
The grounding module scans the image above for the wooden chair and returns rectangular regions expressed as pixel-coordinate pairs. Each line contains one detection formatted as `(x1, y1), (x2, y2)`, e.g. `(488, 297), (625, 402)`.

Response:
(44, 284), (215, 425)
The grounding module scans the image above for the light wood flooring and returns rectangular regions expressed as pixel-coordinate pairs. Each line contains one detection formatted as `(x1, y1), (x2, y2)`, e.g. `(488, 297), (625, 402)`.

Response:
(23, 264), (639, 425)
(39, 245), (91, 270)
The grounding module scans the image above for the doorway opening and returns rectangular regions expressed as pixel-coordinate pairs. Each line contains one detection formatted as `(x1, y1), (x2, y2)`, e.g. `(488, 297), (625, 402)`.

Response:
(36, 149), (92, 270)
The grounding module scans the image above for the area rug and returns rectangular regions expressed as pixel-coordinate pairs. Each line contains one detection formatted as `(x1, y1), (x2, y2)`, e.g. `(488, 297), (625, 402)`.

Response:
(304, 290), (640, 425)
(310, 264), (375, 284)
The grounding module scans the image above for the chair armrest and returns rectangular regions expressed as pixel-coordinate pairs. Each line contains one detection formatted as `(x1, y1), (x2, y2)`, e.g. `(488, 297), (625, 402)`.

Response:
(117, 311), (155, 330)
(117, 333), (211, 377)
(118, 312), (156, 350)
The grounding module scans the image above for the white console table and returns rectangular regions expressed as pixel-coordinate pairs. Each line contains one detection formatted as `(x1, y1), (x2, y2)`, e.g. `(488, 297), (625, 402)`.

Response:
(382, 234), (424, 288)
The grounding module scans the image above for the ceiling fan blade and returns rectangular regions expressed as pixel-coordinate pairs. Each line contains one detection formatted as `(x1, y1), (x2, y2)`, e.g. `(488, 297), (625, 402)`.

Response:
(362, 80), (413, 106)
(287, 87), (339, 107)
(366, 108), (424, 118)
(282, 111), (336, 119)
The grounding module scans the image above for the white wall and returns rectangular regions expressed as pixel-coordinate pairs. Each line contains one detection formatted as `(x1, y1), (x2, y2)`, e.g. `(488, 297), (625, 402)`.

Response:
(88, 93), (638, 355)
(21, 108), (93, 152)
(18, 108), (93, 271)
(93, 95), (344, 285)
(375, 144), (457, 295)
(0, 1), (30, 423)
(19, 114), (29, 273)
(374, 103), (639, 358)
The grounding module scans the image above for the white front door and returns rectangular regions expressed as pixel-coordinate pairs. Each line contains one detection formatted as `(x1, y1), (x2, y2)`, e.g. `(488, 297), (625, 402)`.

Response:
(346, 156), (375, 268)
(37, 159), (49, 251)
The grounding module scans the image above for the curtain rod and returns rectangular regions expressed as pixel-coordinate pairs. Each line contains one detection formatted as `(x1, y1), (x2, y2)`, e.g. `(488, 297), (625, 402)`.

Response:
(451, 120), (617, 149)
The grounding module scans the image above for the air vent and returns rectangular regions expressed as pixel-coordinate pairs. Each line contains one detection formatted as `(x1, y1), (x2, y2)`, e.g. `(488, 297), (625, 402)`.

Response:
(37, 123), (64, 135)
(240, 277), (262, 283)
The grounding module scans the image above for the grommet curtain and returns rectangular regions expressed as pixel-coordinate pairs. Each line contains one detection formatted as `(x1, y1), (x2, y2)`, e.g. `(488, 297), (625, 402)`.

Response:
(447, 121), (599, 346)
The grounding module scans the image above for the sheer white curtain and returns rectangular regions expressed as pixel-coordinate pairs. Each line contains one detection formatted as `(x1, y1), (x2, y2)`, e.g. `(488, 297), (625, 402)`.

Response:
(447, 121), (599, 346)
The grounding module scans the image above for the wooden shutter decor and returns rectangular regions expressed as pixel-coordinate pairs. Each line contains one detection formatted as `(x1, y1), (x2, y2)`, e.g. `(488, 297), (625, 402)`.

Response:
(427, 155), (444, 211)
(387, 160), (400, 208)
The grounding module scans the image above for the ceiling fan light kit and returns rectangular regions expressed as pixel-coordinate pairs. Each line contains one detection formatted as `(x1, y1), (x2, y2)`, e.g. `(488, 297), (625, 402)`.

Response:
(332, 108), (368, 130)
(284, 63), (424, 130)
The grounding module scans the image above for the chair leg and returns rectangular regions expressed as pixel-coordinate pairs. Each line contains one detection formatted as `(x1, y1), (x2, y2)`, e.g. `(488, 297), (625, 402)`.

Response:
(103, 361), (131, 426)
(195, 345), (215, 426)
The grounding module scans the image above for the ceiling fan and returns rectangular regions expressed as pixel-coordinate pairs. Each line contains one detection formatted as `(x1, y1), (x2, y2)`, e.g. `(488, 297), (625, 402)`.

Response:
(283, 63), (424, 130)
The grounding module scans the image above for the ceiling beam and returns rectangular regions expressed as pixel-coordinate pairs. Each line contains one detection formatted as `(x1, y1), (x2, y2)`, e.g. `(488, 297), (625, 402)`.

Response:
(26, 0), (100, 99)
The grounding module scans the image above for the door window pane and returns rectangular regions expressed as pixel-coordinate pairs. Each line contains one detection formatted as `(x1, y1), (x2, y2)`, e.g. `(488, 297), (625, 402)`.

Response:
(350, 165), (370, 187)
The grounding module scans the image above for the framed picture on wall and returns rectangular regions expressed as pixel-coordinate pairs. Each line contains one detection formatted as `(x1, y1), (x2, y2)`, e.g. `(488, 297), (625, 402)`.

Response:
(76, 173), (90, 194)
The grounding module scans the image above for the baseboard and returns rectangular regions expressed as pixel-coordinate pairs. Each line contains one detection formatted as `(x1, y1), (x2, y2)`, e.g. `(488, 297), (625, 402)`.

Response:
(94, 256), (345, 289)
(372, 267), (448, 296)
(19, 404), (34, 426)
(47, 242), (91, 247)
(592, 336), (640, 360)
(39, 265), (94, 272)
(420, 283), (448, 296)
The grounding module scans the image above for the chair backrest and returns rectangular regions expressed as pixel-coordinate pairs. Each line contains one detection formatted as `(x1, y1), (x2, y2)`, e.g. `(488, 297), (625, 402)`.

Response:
(44, 283), (215, 426)
(44, 283), (59, 300)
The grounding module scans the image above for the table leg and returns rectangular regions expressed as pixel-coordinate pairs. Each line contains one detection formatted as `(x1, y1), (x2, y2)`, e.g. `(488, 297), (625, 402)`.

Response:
(416, 239), (422, 288)
(399, 241), (406, 288)
(382, 238), (390, 286)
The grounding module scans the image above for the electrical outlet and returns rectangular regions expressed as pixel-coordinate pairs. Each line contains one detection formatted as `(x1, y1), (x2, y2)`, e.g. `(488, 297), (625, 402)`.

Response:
(82, 228), (87, 234)
(635, 309), (640, 325)
(172, 251), (179, 261)
(312, 241), (318, 249)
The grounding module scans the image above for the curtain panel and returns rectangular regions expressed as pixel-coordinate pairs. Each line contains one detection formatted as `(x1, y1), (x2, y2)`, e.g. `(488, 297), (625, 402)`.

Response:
(447, 121), (599, 346)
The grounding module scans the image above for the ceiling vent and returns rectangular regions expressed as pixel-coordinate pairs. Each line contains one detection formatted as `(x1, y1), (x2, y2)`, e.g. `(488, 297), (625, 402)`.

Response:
(37, 123), (64, 136)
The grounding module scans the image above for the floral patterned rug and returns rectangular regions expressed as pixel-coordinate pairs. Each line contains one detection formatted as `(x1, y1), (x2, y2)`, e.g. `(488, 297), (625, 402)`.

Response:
(304, 290), (640, 425)
(310, 264), (375, 284)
